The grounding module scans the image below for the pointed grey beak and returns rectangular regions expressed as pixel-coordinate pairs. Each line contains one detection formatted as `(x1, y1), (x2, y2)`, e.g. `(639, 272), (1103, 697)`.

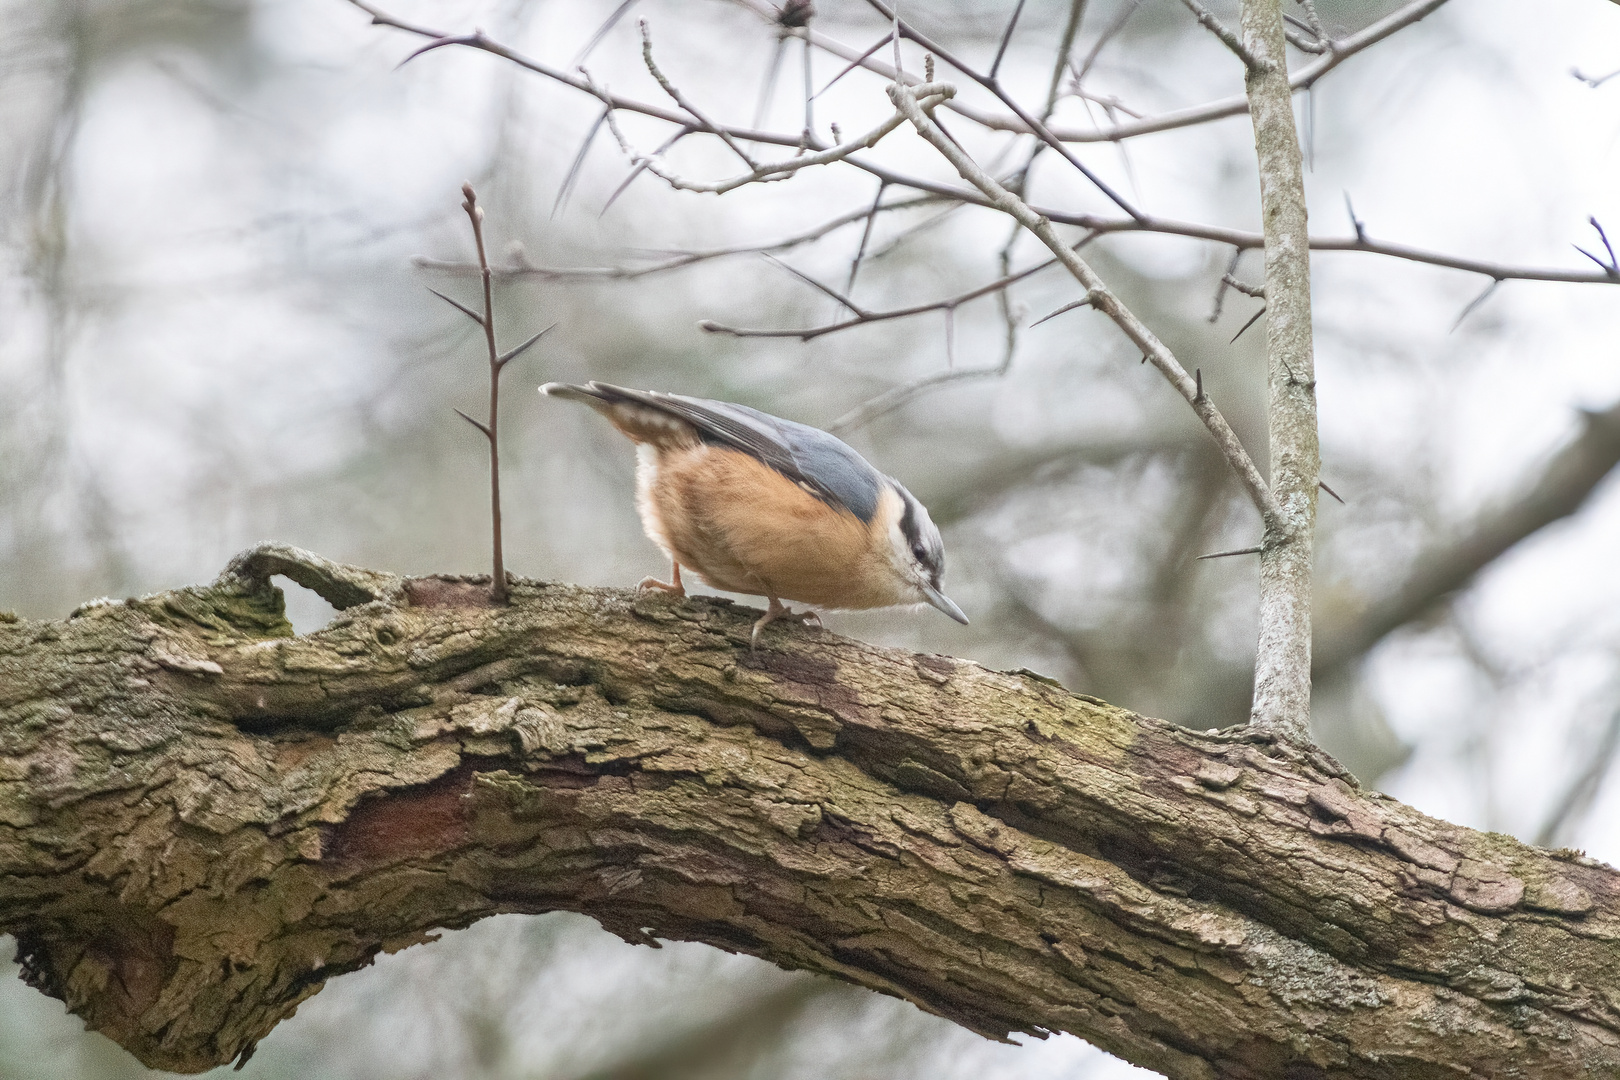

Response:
(921, 582), (969, 625)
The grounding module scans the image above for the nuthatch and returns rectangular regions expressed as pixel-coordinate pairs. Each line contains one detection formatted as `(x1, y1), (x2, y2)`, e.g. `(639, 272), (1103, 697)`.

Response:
(540, 381), (968, 646)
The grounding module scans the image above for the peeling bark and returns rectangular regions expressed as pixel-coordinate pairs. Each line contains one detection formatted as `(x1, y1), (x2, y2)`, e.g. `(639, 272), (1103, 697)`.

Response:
(2, 544), (1618, 1078)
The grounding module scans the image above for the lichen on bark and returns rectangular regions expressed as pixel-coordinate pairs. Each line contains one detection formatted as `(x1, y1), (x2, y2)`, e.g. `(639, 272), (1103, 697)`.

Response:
(1, 543), (1617, 1078)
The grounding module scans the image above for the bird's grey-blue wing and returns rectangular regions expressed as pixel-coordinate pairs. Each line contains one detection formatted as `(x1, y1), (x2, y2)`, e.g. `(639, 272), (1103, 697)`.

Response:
(580, 383), (886, 523)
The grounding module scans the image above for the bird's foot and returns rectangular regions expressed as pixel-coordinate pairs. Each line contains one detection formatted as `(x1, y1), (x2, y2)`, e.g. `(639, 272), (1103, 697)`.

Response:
(637, 576), (686, 597)
(750, 599), (821, 651)
(638, 561), (685, 597)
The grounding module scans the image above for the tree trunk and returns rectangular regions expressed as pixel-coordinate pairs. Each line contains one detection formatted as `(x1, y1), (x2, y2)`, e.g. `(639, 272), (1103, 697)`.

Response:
(1, 544), (1616, 1077)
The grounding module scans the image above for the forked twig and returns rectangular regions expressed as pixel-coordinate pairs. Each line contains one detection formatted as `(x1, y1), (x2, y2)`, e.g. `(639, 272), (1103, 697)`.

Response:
(439, 184), (555, 604)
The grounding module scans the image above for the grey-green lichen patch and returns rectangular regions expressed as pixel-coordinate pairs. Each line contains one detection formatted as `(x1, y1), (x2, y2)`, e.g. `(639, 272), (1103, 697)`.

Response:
(1241, 923), (1390, 1010)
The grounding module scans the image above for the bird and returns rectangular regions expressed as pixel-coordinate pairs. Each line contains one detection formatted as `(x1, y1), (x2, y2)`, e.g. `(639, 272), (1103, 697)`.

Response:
(539, 381), (968, 647)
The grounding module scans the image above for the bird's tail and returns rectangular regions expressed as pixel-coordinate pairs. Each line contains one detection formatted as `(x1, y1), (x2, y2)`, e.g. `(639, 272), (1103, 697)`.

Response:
(539, 381), (612, 405)
(539, 381), (699, 448)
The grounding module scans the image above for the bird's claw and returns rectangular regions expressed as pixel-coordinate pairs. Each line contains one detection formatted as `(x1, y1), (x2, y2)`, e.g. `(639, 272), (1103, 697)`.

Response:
(749, 601), (821, 651)
(637, 576), (686, 597)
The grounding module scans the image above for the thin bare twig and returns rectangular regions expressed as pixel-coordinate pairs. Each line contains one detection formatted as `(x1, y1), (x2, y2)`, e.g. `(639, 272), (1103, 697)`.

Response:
(1343, 191), (1368, 243)
(761, 252), (866, 316)
(1072, 0), (1139, 88)
(597, 79), (954, 196)
(448, 184), (541, 605)
(1178, 0), (1264, 69)
(814, 30), (893, 98)
(552, 107), (610, 217)
(640, 21), (759, 170)
(1045, 0), (1088, 115)
(1035, 0), (1452, 142)
(846, 180), (887, 293)
(1293, 0), (1326, 40)
(752, 35), (789, 133)
(1222, 273), (1265, 298)
(859, 0), (1144, 221)
(418, 191), (941, 282)
(702, 248), (1063, 340)
(989, 0), (1028, 81)
(571, 0), (640, 67)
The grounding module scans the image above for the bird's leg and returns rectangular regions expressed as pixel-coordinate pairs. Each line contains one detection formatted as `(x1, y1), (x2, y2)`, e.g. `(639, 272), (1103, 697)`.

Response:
(638, 560), (685, 597)
(750, 596), (821, 650)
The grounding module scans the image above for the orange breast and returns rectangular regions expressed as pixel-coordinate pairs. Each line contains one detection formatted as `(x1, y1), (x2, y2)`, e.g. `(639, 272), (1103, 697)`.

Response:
(637, 444), (901, 609)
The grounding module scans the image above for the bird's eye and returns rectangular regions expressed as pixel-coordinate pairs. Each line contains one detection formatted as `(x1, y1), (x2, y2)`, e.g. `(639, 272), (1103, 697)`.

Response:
(911, 543), (929, 565)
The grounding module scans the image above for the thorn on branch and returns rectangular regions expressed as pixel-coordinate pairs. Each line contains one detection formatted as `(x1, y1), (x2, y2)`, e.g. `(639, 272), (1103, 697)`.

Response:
(814, 30), (894, 99)
(454, 408), (492, 438)
(1344, 192), (1368, 244)
(1208, 249), (1243, 323)
(1030, 295), (1094, 327)
(1195, 367), (1204, 403)
(1230, 305), (1266, 343)
(397, 32), (481, 69)
(1318, 479), (1345, 505)
(1572, 65), (1620, 89)
(1450, 278), (1502, 332)
(497, 323), (557, 368)
(1197, 545), (1263, 560)
(763, 253), (868, 317)
(428, 287), (485, 326)
(1573, 217), (1620, 279)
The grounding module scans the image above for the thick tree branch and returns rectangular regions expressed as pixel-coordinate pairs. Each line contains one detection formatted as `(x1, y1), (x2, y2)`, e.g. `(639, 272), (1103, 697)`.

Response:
(2, 544), (1620, 1078)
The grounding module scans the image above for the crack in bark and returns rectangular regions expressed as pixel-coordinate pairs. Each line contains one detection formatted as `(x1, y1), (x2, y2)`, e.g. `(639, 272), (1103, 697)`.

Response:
(2, 544), (1618, 1078)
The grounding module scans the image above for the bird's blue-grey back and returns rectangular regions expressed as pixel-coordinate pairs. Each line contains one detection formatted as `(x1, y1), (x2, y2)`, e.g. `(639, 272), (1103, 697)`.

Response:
(711, 403), (885, 523)
(561, 383), (888, 523)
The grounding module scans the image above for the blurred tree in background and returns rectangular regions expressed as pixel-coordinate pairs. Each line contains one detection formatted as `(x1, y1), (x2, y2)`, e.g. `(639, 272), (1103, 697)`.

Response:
(2, 0), (1617, 1076)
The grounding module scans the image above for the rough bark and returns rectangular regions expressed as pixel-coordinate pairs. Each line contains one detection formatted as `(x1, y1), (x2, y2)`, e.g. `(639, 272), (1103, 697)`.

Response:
(2, 544), (1618, 1078)
(1242, 0), (1320, 742)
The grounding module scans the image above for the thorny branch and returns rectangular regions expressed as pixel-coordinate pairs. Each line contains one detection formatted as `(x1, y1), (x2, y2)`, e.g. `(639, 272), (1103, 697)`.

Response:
(417, 192), (943, 282)
(347, 0), (1617, 292)
(888, 81), (1286, 536)
(438, 184), (548, 605)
